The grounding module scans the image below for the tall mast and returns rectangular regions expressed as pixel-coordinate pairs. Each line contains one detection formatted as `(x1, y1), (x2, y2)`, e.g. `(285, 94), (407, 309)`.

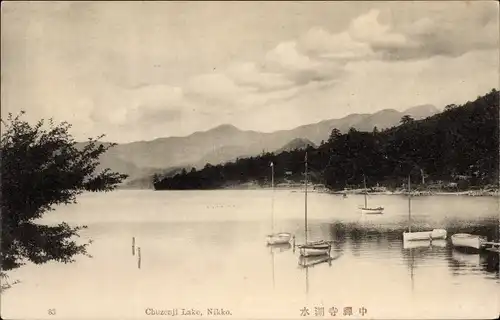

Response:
(271, 162), (274, 233)
(304, 152), (308, 243)
(363, 175), (367, 208)
(408, 175), (412, 233)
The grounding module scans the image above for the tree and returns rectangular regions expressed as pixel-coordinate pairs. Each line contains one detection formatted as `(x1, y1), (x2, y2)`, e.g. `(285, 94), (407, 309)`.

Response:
(328, 128), (341, 143)
(400, 115), (414, 125)
(0, 112), (127, 273)
(444, 104), (457, 112)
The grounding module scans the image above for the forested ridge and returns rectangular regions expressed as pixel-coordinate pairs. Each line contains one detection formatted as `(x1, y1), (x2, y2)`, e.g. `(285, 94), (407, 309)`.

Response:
(154, 89), (499, 191)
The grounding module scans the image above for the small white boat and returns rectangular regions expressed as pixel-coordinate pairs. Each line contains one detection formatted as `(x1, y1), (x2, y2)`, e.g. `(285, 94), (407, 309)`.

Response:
(266, 161), (293, 245)
(402, 175), (446, 241)
(360, 176), (384, 214)
(403, 229), (447, 241)
(267, 232), (292, 245)
(361, 207), (384, 214)
(451, 233), (487, 250)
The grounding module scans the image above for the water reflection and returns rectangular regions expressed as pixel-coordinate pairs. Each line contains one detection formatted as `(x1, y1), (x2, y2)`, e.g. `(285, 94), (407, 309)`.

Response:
(268, 243), (292, 289)
(403, 239), (447, 249)
(325, 218), (499, 280)
(451, 249), (485, 267)
(298, 254), (338, 295)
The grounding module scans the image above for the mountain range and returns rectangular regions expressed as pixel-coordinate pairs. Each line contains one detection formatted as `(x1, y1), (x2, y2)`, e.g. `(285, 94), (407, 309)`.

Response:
(97, 104), (440, 187)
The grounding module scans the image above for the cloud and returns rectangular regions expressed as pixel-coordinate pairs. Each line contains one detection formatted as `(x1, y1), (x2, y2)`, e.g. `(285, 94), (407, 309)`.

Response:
(2, 2), (498, 143)
(299, 28), (373, 60)
(226, 62), (294, 91)
(90, 84), (185, 125)
(349, 9), (412, 49)
(363, 6), (498, 60)
(265, 41), (319, 71)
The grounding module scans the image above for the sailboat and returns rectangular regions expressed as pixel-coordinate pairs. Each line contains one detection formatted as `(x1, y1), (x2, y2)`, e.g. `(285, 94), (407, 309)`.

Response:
(296, 152), (332, 257)
(360, 175), (384, 214)
(266, 161), (293, 245)
(403, 175), (447, 241)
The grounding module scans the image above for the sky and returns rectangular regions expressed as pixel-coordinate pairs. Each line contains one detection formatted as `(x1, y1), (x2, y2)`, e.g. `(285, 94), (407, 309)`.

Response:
(2, 1), (499, 143)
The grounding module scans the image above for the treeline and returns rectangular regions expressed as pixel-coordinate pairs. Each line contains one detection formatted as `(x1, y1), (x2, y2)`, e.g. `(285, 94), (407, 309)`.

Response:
(154, 89), (499, 191)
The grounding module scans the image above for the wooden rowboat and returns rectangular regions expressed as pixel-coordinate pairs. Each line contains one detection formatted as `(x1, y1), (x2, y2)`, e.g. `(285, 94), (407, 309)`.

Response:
(451, 233), (487, 250)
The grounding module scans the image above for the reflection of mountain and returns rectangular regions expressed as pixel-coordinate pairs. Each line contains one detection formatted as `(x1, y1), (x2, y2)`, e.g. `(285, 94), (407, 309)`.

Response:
(448, 250), (499, 275)
(326, 218), (498, 280)
(328, 221), (398, 255)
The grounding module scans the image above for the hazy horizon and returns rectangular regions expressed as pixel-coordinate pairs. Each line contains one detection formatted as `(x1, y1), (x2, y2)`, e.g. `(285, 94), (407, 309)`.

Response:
(2, 1), (498, 143)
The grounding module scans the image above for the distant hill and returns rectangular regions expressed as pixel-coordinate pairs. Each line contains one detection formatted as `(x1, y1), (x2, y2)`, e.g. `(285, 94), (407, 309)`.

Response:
(95, 104), (439, 187)
(276, 138), (316, 153)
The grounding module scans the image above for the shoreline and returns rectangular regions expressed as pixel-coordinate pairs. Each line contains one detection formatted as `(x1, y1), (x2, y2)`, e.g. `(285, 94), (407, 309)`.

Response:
(147, 184), (499, 196)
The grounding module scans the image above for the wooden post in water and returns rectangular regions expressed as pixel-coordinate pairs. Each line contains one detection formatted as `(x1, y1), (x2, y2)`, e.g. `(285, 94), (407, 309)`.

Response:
(363, 175), (367, 208)
(408, 175), (412, 233)
(137, 247), (141, 269)
(132, 237), (136, 256)
(271, 162), (275, 234)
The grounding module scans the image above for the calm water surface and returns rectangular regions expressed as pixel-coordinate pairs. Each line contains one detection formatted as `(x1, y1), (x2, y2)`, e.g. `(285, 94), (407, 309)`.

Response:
(3, 190), (499, 319)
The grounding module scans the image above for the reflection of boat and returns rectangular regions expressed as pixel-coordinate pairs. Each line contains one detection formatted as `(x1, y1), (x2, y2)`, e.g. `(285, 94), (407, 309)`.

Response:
(268, 242), (292, 253)
(403, 239), (447, 249)
(451, 249), (483, 267)
(296, 152), (332, 257)
(403, 175), (447, 241)
(451, 233), (487, 250)
(267, 162), (293, 245)
(360, 176), (384, 214)
(298, 253), (338, 268)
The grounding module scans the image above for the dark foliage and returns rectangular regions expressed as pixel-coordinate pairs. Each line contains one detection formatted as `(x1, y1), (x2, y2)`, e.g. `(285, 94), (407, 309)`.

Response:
(1, 112), (128, 272)
(154, 89), (499, 191)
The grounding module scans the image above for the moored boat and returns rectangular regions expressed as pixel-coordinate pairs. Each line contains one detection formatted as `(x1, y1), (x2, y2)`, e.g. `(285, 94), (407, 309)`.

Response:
(267, 232), (293, 245)
(451, 233), (487, 250)
(361, 207), (384, 214)
(403, 229), (447, 241)
(297, 240), (332, 257)
(360, 176), (384, 214)
(402, 175), (447, 241)
(296, 152), (332, 257)
(266, 161), (293, 245)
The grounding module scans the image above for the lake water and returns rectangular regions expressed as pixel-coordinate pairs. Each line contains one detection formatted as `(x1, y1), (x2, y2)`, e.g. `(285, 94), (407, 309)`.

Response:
(2, 190), (499, 319)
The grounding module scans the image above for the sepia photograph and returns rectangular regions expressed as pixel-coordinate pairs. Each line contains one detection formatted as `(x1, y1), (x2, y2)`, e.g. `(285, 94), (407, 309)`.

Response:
(1, 1), (499, 319)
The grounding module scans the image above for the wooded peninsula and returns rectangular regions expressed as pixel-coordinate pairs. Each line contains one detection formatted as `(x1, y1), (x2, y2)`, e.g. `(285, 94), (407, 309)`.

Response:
(154, 89), (499, 192)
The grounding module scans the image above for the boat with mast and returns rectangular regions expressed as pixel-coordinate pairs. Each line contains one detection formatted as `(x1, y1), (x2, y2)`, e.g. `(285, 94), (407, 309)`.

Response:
(266, 161), (293, 245)
(403, 175), (447, 241)
(360, 175), (384, 214)
(296, 152), (332, 257)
